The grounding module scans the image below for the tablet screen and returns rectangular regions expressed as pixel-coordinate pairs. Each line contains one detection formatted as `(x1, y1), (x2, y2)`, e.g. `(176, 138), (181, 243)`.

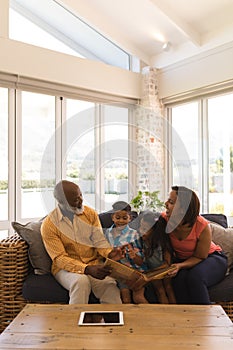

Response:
(78, 311), (124, 326)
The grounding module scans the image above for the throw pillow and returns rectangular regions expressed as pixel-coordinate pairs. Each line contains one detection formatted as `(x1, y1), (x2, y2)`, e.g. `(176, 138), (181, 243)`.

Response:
(210, 222), (233, 269)
(11, 219), (52, 275)
(202, 213), (228, 228)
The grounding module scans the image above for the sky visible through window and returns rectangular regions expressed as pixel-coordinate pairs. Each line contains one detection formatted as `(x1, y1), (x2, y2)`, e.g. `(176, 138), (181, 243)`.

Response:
(9, 8), (84, 57)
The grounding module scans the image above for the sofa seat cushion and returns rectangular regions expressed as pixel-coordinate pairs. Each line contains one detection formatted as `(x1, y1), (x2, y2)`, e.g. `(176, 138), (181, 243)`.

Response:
(22, 273), (69, 303)
(208, 269), (233, 302)
(22, 273), (100, 304)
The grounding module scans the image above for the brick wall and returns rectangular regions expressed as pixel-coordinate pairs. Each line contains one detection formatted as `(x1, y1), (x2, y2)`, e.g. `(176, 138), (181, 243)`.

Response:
(134, 67), (165, 200)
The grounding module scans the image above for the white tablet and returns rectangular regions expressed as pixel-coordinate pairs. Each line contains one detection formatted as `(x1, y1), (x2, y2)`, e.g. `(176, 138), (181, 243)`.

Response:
(78, 311), (124, 326)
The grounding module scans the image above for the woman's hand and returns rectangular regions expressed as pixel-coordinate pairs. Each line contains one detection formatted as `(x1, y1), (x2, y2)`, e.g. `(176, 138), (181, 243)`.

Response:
(167, 263), (181, 277)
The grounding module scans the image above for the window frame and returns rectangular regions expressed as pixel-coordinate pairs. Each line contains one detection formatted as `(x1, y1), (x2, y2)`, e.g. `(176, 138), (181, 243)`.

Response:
(0, 84), (134, 236)
(165, 89), (233, 224)
(9, 0), (132, 71)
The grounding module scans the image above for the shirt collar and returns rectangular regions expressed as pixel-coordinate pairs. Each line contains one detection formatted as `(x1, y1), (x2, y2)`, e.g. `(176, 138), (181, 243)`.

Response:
(122, 225), (130, 234)
(57, 206), (64, 222)
(109, 224), (129, 234)
(57, 205), (75, 222)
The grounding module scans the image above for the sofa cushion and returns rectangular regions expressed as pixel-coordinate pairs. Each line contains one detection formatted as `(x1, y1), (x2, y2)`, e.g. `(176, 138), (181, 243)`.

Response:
(210, 223), (233, 269)
(98, 211), (114, 231)
(11, 219), (52, 275)
(208, 269), (233, 302)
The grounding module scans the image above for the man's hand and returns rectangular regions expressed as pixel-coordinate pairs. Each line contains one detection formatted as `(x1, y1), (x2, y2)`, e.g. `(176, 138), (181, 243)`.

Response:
(84, 265), (112, 280)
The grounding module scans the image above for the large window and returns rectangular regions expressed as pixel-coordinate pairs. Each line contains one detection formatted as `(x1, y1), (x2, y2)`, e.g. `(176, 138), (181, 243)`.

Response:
(169, 92), (233, 225)
(0, 89), (130, 238)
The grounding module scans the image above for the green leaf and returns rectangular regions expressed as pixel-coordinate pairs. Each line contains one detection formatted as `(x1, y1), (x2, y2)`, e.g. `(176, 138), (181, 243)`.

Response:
(130, 190), (164, 213)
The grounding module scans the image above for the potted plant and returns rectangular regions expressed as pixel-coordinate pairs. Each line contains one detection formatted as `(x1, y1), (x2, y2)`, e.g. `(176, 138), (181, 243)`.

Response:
(130, 190), (164, 213)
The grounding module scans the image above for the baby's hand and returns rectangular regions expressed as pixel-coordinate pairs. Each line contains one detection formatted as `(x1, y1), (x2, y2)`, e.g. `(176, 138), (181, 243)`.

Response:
(108, 247), (124, 261)
(125, 244), (138, 258)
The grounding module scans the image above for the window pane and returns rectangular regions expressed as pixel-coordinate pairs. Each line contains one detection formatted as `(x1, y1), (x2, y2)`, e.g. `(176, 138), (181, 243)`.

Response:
(21, 92), (55, 218)
(65, 100), (95, 208)
(0, 88), (8, 221)
(103, 106), (128, 210)
(208, 94), (233, 221)
(171, 102), (199, 191)
(9, 3), (130, 70)
(9, 8), (82, 57)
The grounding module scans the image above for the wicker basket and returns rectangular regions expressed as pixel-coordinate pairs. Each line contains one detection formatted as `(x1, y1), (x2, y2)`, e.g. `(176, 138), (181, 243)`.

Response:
(0, 234), (29, 332)
(218, 301), (233, 322)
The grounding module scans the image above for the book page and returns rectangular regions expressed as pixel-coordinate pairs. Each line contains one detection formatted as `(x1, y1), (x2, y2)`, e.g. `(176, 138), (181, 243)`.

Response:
(104, 258), (142, 284)
(144, 265), (177, 280)
(104, 258), (177, 290)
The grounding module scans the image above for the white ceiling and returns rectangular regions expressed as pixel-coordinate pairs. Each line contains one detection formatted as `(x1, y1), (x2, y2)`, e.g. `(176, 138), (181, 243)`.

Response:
(60, 0), (233, 68)
(11, 0), (233, 69)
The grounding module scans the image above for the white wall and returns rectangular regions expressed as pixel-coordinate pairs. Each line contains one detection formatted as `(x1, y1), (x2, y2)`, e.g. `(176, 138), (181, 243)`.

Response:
(157, 42), (233, 99)
(1, 35), (233, 101)
(1, 38), (233, 102)
(0, 37), (141, 99)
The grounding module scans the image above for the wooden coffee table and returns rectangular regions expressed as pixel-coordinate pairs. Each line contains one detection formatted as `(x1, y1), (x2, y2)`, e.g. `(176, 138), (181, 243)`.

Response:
(0, 303), (232, 349)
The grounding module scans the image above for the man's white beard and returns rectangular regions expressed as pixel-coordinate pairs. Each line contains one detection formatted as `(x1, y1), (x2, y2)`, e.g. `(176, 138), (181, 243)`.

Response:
(59, 203), (84, 215)
(72, 206), (84, 215)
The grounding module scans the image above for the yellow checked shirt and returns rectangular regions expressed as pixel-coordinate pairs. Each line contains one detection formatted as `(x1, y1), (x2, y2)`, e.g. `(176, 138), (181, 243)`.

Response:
(41, 206), (112, 276)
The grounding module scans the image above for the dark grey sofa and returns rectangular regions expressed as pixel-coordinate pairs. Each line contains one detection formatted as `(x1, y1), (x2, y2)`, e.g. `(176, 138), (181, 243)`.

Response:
(1, 212), (232, 334)
(13, 213), (233, 307)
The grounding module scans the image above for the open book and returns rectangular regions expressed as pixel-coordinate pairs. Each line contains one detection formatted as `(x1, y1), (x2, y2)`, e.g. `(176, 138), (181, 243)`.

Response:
(104, 258), (176, 290)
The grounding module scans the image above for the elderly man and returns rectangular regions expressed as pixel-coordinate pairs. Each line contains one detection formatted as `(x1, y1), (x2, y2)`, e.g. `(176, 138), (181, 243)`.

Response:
(41, 180), (122, 304)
